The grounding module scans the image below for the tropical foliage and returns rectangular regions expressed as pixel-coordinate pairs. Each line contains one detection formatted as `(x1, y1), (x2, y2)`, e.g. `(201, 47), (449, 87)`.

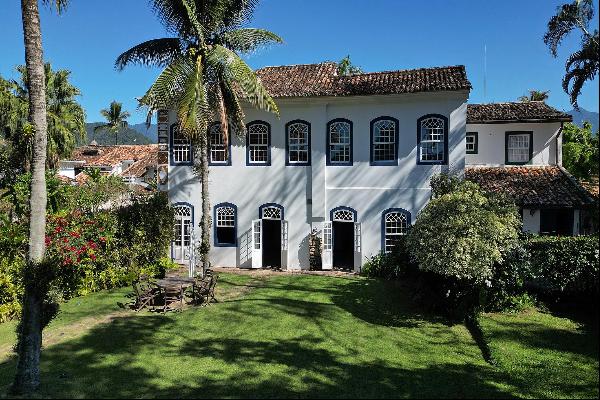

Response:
(116, 0), (282, 269)
(0, 64), (86, 171)
(562, 121), (599, 179)
(337, 55), (364, 76)
(517, 89), (550, 102)
(544, 0), (599, 108)
(93, 101), (130, 145)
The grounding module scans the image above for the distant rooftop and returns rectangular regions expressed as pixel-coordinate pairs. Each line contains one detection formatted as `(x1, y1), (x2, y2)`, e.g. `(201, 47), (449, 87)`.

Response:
(467, 102), (572, 123)
(255, 62), (472, 98)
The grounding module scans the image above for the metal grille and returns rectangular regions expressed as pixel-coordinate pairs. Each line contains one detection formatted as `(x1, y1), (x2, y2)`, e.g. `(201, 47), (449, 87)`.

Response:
(507, 134), (530, 163)
(262, 206), (282, 220)
(329, 121), (351, 163)
(372, 119), (396, 162)
(420, 117), (445, 162)
(248, 123), (269, 163)
(288, 122), (309, 163)
(332, 209), (354, 222)
(216, 206), (235, 227)
(172, 127), (191, 163)
(209, 124), (228, 163)
(384, 212), (408, 253)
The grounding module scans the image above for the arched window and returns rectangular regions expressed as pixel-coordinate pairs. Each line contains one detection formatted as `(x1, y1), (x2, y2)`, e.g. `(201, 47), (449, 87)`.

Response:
(246, 121), (271, 165)
(370, 117), (399, 165)
(286, 120), (311, 166)
(327, 119), (353, 166)
(382, 208), (411, 253)
(417, 114), (448, 165)
(330, 206), (357, 222)
(209, 123), (231, 165)
(172, 203), (193, 260)
(170, 124), (192, 165)
(260, 203), (284, 220)
(214, 203), (237, 247)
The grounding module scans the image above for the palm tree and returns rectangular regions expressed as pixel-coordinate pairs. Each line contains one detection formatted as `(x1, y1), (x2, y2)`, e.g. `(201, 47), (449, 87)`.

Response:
(544, 0), (599, 109)
(9, 63), (86, 169)
(116, 0), (282, 271)
(94, 101), (130, 145)
(518, 90), (550, 102)
(13, 0), (69, 394)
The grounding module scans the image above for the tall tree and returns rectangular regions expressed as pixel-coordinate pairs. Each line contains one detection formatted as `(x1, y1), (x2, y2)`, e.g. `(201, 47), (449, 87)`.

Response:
(4, 63), (86, 169)
(518, 89), (550, 102)
(94, 101), (131, 145)
(12, 0), (69, 394)
(562, 121), (599, 179)
(544, 0), (599, 109)
(116, 0), (281, 271)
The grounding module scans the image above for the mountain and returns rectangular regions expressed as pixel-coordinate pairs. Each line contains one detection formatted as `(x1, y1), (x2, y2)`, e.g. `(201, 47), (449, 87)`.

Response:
(82, 123), (153, 145)
(131, 123), (158, 143)
(567, 108), (599, 134)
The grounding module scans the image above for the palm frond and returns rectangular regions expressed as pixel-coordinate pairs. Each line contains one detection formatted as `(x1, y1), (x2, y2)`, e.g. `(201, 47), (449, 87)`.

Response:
(150, 0), (197, 40)
(115, 38), (185, 71)
(544, 0), (595, 57)
(174, 55), (210, 139)
(563, 34), (599, 108)
(206, 45), (279, 116)
(216, 28), (283, 53)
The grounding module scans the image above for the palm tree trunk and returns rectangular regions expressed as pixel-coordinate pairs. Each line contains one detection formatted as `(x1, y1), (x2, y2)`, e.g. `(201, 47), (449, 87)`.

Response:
(197, 133), (211, 274)
(13, 0), (49, 394)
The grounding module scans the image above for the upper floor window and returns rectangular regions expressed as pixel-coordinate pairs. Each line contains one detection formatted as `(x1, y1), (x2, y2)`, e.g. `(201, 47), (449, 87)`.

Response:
(246, 121), (271, 166)
(327, 119), (353, 166)
(505, 131), (533, 165)
(170, 124), (192, 166)
(466, 132), (478, 154)
(209, 123), (231, 166)
(214, 203), (237, 247)
(370, 117), (399, 165)
(417, 114), (448, 165)
(286, 120), (311, 166)
(382, 208), (410, 254)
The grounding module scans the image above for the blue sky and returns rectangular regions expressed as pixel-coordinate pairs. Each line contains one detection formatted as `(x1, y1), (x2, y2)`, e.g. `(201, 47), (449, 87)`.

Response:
(1, 0), (598, 124)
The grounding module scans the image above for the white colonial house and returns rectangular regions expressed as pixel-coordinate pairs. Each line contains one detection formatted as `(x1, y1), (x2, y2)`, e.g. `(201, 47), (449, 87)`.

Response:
(159, 62), (595, 272)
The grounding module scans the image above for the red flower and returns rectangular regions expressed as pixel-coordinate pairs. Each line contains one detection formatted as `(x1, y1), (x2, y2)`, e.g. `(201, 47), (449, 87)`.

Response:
(99, 237), (106, 243)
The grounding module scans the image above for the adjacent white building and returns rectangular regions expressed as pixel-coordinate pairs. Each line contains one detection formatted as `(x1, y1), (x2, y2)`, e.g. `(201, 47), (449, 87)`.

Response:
(162, 62), (595, 272)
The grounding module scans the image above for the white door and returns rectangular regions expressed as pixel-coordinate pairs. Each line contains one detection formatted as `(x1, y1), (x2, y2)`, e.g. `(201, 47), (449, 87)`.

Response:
(281, 220), (289, 269)
(354, 222), (362, 272)
(173, 206), (192, 263)
(321, 221), (333, 270)
(251, 219), (262, 269)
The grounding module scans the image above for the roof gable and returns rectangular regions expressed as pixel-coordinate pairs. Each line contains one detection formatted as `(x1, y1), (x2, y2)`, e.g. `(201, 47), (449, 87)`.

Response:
(467, 102), (572, 123)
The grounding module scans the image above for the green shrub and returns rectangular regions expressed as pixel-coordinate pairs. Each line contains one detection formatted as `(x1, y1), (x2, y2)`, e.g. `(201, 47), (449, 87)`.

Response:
(527, 234), (599, 299)
(362, 236), (416, 280)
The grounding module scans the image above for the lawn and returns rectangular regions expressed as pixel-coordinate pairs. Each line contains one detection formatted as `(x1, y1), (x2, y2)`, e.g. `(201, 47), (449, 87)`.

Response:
(0, 272), (597, 398)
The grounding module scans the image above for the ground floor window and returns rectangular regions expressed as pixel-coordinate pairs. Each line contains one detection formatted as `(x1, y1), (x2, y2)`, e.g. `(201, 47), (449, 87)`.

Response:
(382, 208), (410, 253)
(214, 203), (237, 246)
(540, 209), (573, 235)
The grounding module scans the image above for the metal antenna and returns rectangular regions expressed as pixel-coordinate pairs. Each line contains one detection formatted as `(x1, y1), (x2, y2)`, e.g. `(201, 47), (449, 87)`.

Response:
(484, 44), (487, 103)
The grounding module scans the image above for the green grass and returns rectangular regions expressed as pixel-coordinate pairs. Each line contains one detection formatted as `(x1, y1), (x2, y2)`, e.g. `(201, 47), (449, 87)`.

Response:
(0, 272), (597, 398)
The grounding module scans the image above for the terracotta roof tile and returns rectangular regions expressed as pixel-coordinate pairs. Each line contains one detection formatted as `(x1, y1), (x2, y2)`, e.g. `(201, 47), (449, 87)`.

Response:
(255, 63), (471, 98)
(465, 166), (595, 208)
(467, 102), (572, 123)
(70, 144), (158, 168)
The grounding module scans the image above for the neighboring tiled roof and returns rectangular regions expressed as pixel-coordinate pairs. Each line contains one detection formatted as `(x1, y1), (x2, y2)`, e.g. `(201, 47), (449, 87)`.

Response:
(467, 102), (572, 123)
(70, 144), (158, 168)
(122, 150), (157, 178)
(255, 62), (471, 98)
(465, 166), (596, 208)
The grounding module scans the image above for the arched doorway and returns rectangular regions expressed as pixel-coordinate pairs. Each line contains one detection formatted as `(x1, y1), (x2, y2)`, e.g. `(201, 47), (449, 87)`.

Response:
(252, 203), (288, 269)
(331, 207), (357, 270)
(172, 203), (193, 263)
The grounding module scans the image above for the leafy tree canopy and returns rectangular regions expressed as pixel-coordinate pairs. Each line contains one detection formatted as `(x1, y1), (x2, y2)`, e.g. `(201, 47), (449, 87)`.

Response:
(562, 121), (599, 179)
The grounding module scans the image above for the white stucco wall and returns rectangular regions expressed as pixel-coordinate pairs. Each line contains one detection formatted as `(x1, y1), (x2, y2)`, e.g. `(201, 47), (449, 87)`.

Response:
(466, 122), (562, 166)
(168, 91), (468, 269)
(522, 209), (540, 233)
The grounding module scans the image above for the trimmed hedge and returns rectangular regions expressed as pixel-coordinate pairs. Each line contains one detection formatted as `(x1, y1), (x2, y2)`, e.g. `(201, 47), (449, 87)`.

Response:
(527, 234), (599, 298)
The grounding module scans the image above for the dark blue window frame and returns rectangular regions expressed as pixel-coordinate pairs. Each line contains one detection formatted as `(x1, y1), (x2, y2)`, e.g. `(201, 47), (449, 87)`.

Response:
(208, 122), (232, 167)
(170, 201), (194, 259)
(246, 120), (272, 166)
(326, 118), (353, 166)
(259, 202), (285, 220)
(329, 206), (357, 222)
(285, 119), (311, 166)
(466, 131), (479, 154)
(370, 116), (399, 166)
(213, 202), (237, 247)
(169, 123), (193, 166)
(416, 114), (449, 165)
(380, 208), (412, 253)
(505, 131), (533, 165)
